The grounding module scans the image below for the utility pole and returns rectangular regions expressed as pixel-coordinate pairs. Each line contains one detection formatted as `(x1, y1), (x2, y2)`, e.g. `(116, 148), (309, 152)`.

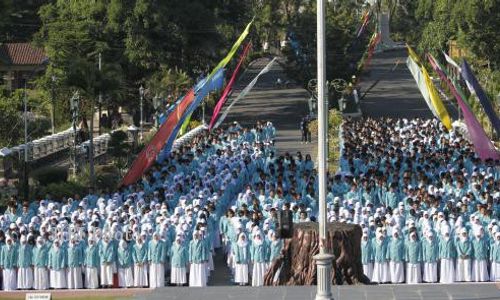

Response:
(51, 75), (56, 134)
(23, 82), (29, 202)
(98, 53), (103, 135)
(88, 55), (100, 190)
(139, 85), (145, 141)
(315, 0), (333, 299)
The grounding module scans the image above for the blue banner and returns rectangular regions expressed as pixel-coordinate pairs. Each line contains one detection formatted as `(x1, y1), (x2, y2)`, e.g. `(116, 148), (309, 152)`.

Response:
(157, 68), (225, 161)
(461, 60), (500, 136)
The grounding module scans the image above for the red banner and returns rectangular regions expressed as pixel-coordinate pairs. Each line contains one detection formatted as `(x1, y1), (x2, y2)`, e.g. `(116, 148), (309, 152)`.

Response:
(121, 89), (195, 186)
(209, 43), (252, 130)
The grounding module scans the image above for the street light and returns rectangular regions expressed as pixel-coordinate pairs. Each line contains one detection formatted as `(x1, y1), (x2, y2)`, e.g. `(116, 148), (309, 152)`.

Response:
(51, 75), (57, 134)
(139, 85), (145, 141)
(315, 0), (334, 299)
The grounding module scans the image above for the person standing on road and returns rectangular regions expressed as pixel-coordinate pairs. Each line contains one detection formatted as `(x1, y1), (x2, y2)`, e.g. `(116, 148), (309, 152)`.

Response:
(300, 116), (311, 144)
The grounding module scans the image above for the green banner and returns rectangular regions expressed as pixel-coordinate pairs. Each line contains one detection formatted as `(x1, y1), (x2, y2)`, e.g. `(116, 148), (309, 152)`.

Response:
(179, 19), (254, 135)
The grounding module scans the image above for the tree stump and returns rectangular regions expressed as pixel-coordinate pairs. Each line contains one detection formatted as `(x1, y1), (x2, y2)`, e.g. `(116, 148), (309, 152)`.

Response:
(264, 222), (370, 285)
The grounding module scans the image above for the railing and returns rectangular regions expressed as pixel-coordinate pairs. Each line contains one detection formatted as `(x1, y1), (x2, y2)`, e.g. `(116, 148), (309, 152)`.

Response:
(8, 128), (79, 162)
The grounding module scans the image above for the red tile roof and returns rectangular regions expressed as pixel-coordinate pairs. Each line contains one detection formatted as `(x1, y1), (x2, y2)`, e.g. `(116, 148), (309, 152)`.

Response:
(0, 43), (47, 65)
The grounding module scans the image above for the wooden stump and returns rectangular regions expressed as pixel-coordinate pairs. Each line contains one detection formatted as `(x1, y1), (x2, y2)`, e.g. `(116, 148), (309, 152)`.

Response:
(264, 222), (370, 285)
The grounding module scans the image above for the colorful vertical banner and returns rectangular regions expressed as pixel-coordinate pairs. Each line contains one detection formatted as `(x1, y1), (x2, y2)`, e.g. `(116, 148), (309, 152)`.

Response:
(407, 55), (438, 117)
(160, 68), (226, 161)
(406, 46), (452, 130)
(428, 54), (499, 160)
(213, 57), (277, 129)
(209, 42), (252, 130)
(121, 89), (195, 186)
(460, 60), (500, 136)
(178, 19), (254, 135)
(356, 10), (371, 38)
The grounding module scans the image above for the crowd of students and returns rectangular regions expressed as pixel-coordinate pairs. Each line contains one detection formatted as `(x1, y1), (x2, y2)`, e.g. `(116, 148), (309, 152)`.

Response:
(0, 117), (498, 291)
(0, 121), (282, 290)
(342, 118), (500, 283)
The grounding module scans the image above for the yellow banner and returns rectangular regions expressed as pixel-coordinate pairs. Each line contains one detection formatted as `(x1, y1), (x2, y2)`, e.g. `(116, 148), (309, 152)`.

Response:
(422, 66), (452, 130)
(180, 19), (253, 135)
(406, 44), (421, 64)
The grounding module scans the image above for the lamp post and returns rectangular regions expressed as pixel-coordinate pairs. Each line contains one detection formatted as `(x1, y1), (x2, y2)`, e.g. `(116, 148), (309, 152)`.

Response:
(315, 0), (334, 299)
(139, 85), (145, 141)
(51, 75), (57, 134)
(70, 91), (80, 178)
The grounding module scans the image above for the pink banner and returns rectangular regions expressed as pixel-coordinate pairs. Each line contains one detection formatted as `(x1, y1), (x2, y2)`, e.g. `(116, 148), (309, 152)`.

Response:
(209, 42), (252, 130)
(428, 54), (499, 160)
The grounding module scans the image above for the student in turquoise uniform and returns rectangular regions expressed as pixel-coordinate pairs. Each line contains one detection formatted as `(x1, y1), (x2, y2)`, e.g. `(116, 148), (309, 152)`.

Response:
(371, 228), (389, 283)
(422, 231), (438, 283)
(133, 234), (149, 287)
(1, 236), (18, 290)
(17, 235), (33, 289)
(471, 227), (490, 282)
(250, 231), (268, 287)
(117, 239), (133, 288)
(148, 232), (166, 288)
(189, 230), (209, 287)
(33, 237), (49, 290)
(233, 232), (250, 286)
(361, 230), (374, 279)
(84, 238), (100, 289)
(48, 240), (67, 289)
(99, 235), (116, 288)
(455, 228), (472, 282)
(439, 227), (456, 283)
(490, 232), (500, 281)
(405, 231), (422, 283)
(388, 230), (405, 283)
(67, 237), (84, 289)
(170, 236), (188, 286)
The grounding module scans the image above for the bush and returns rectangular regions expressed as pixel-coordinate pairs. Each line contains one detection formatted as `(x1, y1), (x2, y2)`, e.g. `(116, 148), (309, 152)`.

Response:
(31, 166), (68, 186)
(39, 181), (87, 200)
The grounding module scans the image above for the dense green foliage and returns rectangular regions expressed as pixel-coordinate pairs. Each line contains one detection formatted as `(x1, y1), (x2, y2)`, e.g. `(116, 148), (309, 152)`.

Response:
(390, 0), (500, 102)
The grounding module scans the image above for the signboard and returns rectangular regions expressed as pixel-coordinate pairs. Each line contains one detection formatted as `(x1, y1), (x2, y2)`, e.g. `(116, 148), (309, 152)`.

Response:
(26, 293), (51, 300)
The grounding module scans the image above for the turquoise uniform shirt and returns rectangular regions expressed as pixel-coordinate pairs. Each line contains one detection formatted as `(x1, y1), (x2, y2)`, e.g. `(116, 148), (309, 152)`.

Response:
(148, 240), (166, 263)
(32, 244), (49, 267)
(117, 245), (133, 268)
(1, 244), (18, 269)
(233, 243), (250, 264)
(18, 244), (33, 268)
(422, 238), (439, 263)
(405, 240), (422, 263)
(48, 247), (67, 270)
(170, 242), (188, 268)
(388, 237), (405, 262)
(84, 244), (100, 268)
(250, 242), (269, 263)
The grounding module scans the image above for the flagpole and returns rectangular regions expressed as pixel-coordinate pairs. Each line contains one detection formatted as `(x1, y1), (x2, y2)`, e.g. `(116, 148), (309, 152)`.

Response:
(315, 0), (333, 299)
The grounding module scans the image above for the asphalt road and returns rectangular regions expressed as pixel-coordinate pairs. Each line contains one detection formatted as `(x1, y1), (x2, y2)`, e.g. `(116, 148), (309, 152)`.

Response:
(358, 49), (458, 119)
(221, 57), (315, 157)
